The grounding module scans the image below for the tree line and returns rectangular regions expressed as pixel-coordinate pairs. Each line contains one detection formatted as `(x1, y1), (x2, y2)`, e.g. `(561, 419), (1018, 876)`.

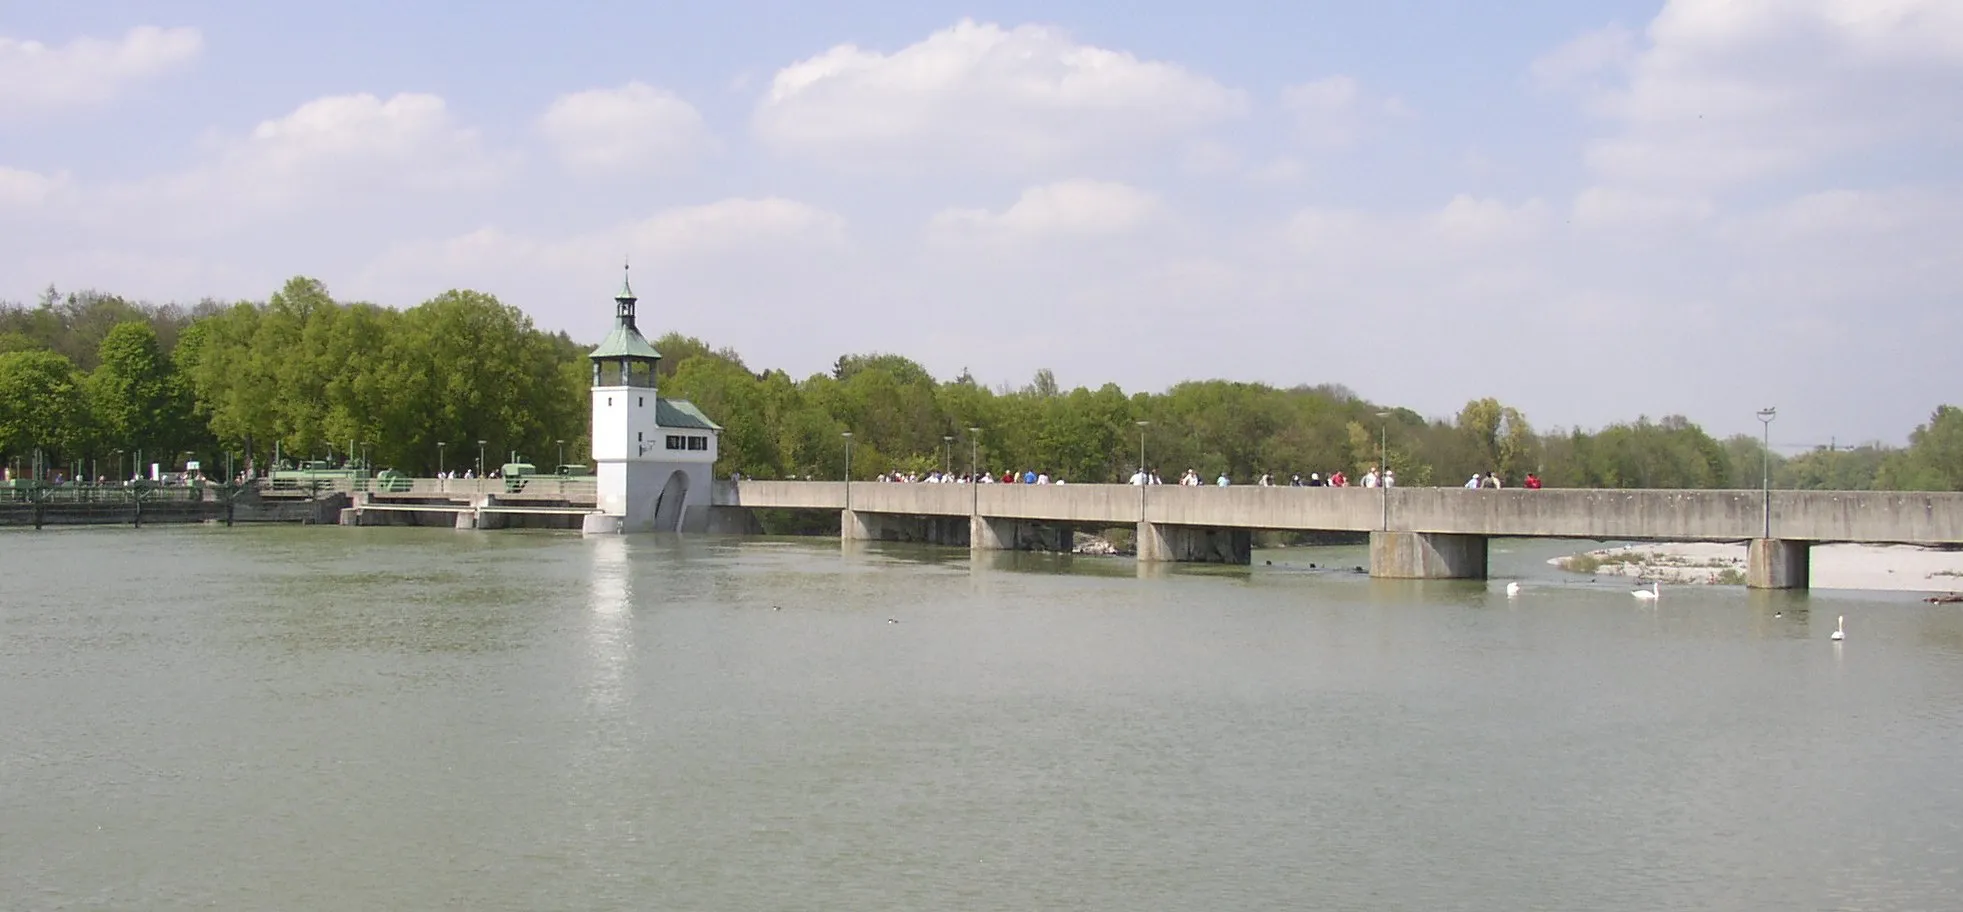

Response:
(2, 277), (1958, 491)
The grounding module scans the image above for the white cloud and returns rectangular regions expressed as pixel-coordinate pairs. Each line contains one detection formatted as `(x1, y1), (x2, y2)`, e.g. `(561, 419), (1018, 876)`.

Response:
(753, 19), (1246, 169)
(365, 197), (846, 285)
(121, 92), (506, 219)
(1530, 24), (1636, 94)
(930, 180), (1159, 241)
(1571, 186), (1714, 231)
(1428, 195), (1551, 246)
(539, 82), (712, 175)
(1557, 0), (1963, 189)
(0, 26), (202, 116)
(1277, 75), (1407, 148)
(0, 166), (69, 208)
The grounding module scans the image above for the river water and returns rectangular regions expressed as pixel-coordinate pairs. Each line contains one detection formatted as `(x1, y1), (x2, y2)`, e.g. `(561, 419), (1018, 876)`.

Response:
(4, 527), (1962, 911)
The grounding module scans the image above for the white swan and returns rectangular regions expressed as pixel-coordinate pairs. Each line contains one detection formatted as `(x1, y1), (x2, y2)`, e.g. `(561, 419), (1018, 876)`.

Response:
(1632, 581), (1660, 601)
(1830, 615), (1845, 641)
(1506, 581), (1521, 598)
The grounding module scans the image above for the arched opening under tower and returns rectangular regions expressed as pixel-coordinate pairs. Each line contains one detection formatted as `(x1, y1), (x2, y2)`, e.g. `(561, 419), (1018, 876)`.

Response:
(647, 469), (689, 532)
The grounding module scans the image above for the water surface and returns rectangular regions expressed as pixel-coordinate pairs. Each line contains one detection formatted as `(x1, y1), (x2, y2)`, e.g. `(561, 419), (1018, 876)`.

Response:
(4, 527), (1961, 910)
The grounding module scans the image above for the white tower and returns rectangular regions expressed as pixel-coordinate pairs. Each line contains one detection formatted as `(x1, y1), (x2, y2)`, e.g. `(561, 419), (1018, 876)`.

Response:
(582, 265), (722, 534)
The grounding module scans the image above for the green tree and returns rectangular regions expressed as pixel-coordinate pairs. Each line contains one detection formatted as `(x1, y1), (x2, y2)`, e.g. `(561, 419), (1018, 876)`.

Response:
(87, 322), (196, 459)
(1878, 406), (1963, 491)
(0, 351), (90, 469)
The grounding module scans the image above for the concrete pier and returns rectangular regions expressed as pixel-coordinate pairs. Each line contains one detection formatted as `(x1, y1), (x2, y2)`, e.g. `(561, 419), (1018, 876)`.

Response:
(842, 509), (970, 546)
(1137, 522), (1252, 563)
(1368, 531), (1489, 580)
(1747, 538), (1810, 589)
(970, 515), (1071, 553)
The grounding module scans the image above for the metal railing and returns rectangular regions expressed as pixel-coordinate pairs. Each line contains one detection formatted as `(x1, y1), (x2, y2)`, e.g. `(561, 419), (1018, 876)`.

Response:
(0, 482), (209, 504)
(261, 476), (599, 499)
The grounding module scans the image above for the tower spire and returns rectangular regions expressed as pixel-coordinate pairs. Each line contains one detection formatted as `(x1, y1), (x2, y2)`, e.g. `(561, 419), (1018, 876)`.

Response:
(617, 257), (635, 302)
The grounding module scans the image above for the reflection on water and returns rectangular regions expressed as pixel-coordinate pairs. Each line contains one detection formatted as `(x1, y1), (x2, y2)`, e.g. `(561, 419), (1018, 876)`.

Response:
(4, 527), (1963, 911)
(583, 534), (633, 711)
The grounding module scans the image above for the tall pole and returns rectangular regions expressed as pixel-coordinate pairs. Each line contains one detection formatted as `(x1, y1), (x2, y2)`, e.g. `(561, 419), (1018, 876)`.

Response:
(477, 439), (487, 481)
(943, 435), (953, 477)
(842, 432), (854, 512)
(437, 442), (446, 481)
(1757, 407), (1777, 539)
(557, 439), (567, 470)
(1377, 410), (1391, 531)
(1135, 420), (1151, 521)
(969, 426), (981, 516)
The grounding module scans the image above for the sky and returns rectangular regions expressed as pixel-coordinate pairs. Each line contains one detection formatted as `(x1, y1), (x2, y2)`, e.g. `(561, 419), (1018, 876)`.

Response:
(2, 0), (1958, 448)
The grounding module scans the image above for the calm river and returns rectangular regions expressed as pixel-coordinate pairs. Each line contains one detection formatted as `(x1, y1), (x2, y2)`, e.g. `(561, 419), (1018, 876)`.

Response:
(4, 527), (1962, 910)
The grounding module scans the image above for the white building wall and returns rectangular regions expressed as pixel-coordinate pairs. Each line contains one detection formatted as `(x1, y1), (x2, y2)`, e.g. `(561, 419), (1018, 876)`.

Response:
(592, 384), (721, 533)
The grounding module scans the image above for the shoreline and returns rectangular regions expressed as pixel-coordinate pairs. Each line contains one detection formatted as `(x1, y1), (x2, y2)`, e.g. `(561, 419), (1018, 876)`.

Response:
(1550, 542), (1963, 593)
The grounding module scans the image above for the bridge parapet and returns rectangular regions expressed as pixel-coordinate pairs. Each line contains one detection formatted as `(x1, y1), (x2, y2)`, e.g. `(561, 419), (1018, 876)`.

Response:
(708, 481), (1963, 546)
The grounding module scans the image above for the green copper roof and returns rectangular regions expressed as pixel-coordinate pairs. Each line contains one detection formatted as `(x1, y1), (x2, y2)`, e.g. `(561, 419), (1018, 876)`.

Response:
(589, 262), (661, 361)
(589, 323), (662, 360)
(656, 398), (722, 431)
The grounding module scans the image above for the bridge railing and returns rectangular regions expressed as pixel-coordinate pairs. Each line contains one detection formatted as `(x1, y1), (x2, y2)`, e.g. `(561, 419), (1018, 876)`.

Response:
(261, 477), (598, 501)
(708, 481), (1963, 545)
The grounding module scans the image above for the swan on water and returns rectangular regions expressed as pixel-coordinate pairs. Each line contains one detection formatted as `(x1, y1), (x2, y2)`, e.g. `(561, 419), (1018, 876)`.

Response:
(1506, 582), (1521, 598)
(1632, 581), (1660, 601)
(1830, 615), (1845, 641)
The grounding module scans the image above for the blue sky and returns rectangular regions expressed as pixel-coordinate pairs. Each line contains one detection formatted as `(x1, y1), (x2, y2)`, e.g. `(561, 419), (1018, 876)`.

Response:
(4, 1), (1959, 447)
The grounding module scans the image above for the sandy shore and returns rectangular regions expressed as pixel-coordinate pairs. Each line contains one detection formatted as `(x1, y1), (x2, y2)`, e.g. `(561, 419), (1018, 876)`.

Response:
(1550, 542), (1963, 593)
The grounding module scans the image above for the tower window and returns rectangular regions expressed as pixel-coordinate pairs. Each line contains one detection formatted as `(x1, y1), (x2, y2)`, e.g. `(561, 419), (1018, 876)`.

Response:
(687, 436), (708, 451)
(639, 397), (645, 407)
(637, 432), (643, 442)
(666, 435), (685, 450)
(607, 397), (612, 406)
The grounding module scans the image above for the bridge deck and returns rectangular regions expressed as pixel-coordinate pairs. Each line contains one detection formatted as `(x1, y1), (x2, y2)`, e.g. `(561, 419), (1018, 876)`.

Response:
(710, 481), (1963, 546)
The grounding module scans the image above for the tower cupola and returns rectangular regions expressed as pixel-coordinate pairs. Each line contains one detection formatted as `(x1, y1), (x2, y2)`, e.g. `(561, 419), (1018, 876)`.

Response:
(589, 262), (662, 388)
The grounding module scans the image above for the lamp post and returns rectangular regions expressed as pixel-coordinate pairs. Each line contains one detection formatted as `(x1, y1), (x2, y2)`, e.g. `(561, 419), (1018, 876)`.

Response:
(476, 439), (487, 481)
(1135, 421), (1150, 480)
(1376, 410), (1392, 530)
(943, 435), (954, 478)
(1757, 407), (1777, 538)
(842, 432), (854, 512)
(557, 439), (567, 470)
(437, 441), (446, 478)
(969, 426), (982, 515)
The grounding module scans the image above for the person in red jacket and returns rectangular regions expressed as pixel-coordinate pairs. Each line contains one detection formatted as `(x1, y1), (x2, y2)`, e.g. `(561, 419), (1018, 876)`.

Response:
(1524, 473), (1543, 489)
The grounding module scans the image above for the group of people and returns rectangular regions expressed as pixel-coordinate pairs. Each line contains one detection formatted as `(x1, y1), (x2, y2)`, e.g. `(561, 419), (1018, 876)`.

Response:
(1129, 467), (1378, 487)
(863, 465), (1547, 488)
(873, 470), (1066, 485)
(1124, 465), (1546, 489)
(1463, 472), (1544, 489)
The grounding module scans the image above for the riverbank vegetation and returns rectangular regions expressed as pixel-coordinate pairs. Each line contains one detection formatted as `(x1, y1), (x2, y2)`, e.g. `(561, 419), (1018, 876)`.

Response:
(3, 278), (1959, 490)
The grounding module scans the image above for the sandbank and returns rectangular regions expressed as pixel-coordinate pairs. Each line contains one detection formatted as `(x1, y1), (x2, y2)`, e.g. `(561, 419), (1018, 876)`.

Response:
(1550, 542), (1963, 593)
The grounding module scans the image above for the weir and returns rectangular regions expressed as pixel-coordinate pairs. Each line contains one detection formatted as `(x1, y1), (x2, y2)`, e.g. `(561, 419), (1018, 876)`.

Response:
(707, 481), (1963, 590)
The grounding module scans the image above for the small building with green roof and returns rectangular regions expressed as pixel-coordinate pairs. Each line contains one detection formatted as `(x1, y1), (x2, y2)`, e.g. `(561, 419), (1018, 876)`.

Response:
(583, 266), (724, 534)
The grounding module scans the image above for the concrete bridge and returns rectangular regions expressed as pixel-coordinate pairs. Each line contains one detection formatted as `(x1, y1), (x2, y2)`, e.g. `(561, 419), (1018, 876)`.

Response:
(708, 481), (1963, 589)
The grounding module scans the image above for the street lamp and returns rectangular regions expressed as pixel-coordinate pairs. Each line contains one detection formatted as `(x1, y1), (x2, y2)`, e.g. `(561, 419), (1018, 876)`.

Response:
(477, 439), (487, 480)
(557, 439), (567, 470)
(1376, 410), (1392, 530)
(1376, 410), (1391, 481)
(842, 431), (854, 512)
(943, 435), (954, 477)
(437, 441), (446, 477)
(1135, 420), (1150, 481)
(1757, 407), (1777, 538)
